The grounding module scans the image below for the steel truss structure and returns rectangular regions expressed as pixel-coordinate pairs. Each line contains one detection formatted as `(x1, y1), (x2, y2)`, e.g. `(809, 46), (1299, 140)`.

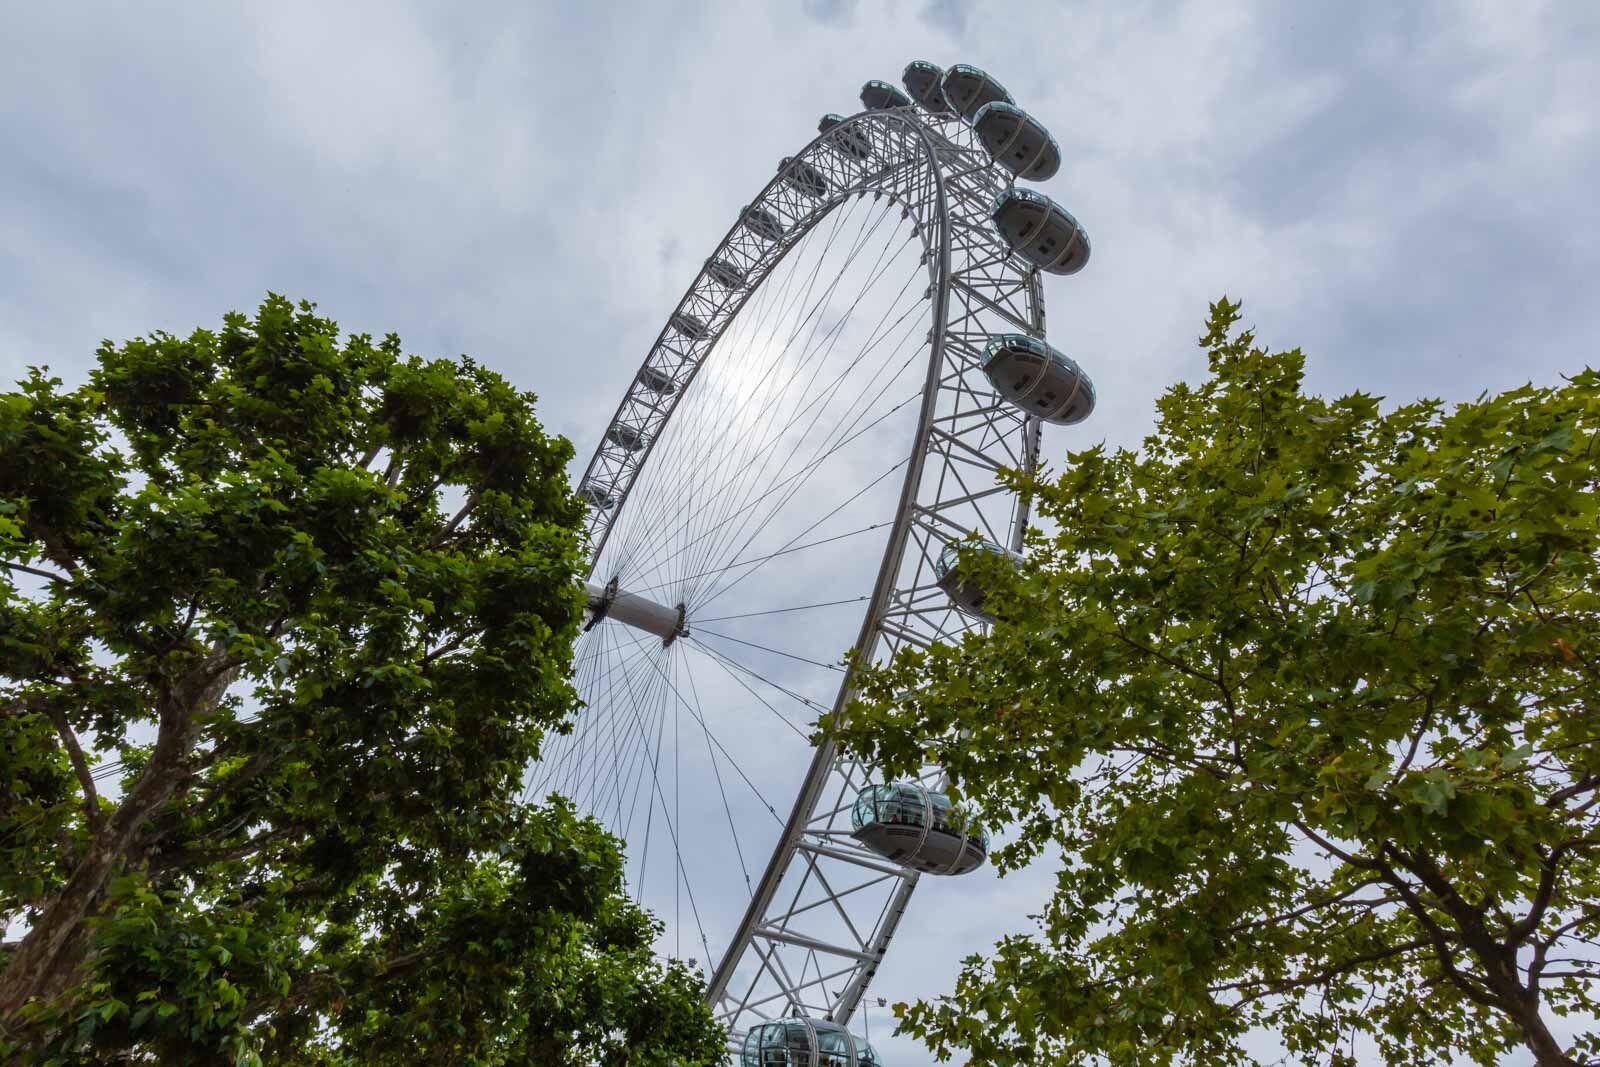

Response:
(570, 104), (1045, 1051)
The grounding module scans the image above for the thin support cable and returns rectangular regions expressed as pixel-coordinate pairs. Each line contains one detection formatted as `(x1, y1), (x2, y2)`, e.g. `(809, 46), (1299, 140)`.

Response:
(694, 595), (870, 625)
(690, 629), (845, 673)
(682, 652), (754, 893)
(686, 638), (836, 717)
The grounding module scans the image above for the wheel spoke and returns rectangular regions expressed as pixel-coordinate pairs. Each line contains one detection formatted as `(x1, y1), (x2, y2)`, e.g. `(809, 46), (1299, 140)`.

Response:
(551, 105), (1058, 1044)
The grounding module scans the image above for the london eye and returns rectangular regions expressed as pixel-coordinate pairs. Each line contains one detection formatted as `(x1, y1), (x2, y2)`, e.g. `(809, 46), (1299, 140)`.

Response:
(529, 60), (1097, 1064)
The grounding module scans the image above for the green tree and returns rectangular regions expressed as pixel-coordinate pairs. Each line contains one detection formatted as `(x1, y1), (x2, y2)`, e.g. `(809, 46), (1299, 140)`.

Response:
(0, 296), (723, 1064)
(838, 300), (1600, 1066)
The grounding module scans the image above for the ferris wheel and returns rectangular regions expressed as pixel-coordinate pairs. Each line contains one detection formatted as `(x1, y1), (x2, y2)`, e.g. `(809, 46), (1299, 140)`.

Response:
(529, 60), (1096, 1064)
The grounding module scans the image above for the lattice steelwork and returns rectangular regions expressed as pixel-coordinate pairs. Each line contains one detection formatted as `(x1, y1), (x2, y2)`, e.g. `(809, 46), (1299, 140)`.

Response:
(555, 96), (1059, 1056)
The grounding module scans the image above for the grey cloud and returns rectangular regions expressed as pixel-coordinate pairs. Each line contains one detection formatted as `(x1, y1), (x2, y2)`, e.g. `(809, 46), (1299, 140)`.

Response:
(5, 3), (1597, 1064)
(802, 0), (857, 27)
(919, 0), (968, 39)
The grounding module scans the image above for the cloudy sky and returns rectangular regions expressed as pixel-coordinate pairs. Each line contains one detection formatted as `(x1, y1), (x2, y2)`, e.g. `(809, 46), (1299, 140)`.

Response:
(5, 1), (1598, 1063)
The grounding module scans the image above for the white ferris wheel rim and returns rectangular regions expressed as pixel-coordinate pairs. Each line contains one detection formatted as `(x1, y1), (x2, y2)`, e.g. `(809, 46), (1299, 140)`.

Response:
(560, 103), (1047, 1048)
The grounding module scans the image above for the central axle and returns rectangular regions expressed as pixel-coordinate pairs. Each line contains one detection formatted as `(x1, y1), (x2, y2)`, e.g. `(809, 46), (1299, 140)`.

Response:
(583, 579), (688, 646)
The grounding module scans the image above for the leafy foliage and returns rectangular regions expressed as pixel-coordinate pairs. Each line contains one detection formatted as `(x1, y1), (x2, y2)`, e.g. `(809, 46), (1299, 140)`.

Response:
(838, 300), (1600, 1066)
(0, 296), (723, 1064)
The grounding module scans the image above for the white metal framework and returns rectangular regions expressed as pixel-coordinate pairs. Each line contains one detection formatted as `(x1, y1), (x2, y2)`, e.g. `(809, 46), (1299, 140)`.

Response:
(540, 100), (1049, 1052)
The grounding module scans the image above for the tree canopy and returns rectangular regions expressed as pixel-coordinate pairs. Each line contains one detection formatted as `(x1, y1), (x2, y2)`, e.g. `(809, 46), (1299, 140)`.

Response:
(0, 296), (723, 1064)
(838, 300), (1600, 1066)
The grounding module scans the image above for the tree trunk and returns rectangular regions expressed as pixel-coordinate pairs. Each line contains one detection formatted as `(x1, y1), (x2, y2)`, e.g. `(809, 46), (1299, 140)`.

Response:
(1473, 941), (1578, 1066)
(0, 653), (236, 1020)
(0, 773), (178, 1016)
(1393, 849), (1580, 1067)
(1511, 993), (1579, 1067)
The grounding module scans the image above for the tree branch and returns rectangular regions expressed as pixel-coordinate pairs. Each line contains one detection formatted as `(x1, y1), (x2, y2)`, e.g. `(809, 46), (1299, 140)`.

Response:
(384, 449), (405, 488)
(47, 707), (103, 834)
(244, 943), (437, 1019)
(2, 695), (45, 720)
(1292, 821), (1383, 871)
(147, 823), (308, 872)
(194, 746), (282, 795)
(1112, 628), (1224, 688)
(1545, 774), (1600, 808)
(431, 492), (480, 548)
(1505, 838), (1599, 950)
(0, 643), (241, 1015)
(157, 598), (200, 654)
(1369, 846), (1524, 1018)
(1220, 877), (1390, 937)
(33, 530), (82, 579)
(1392, 692), (1434, 781)
(1, 561), (70, 585)
(1213, 936), (1433, 999)
(421, 632), (469, 666)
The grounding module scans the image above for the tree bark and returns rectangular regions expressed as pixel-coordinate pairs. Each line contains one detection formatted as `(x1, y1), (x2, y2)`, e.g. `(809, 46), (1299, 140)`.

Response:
(0, 650), (237, 1020)
(1512, 996), (1579, 1067)
(1464, 915), (1578, 1065)
(1385, 846), (1580, 1066)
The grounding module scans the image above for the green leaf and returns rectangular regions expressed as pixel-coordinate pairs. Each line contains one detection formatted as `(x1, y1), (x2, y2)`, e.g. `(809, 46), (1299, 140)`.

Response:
(831, 297), (1600, 1067)
(0, 295), (722, 1066)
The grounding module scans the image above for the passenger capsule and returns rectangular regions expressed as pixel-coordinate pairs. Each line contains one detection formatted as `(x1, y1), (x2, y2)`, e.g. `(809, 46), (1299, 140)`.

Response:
(990, 188), (1091, 275)
(779, 156), (829, 199)
(742, 204), (786, 242)
(637, 365), (678, 395)
(578, 482), (615, 510)
(740, 1018), (881, 1067)
(706, 257), (746, 289)
(851, 782), (988, 876)
(669, 312), (708, 341)
(606, 424), (646, 453)
(972, 101), (1060, 181)
(933, 538), (1021, 619)
(902, 60), (952, 114)
(940, 63), (1014, 122)
(819, 113), (871, 160)
(860, 79), (912, 111)
(981, 335), (1094, 424)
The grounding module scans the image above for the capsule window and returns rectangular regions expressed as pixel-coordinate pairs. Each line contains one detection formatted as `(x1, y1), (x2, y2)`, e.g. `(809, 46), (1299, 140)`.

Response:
(904, 60), (950, 113)
(831, 126), (872, 160)
(670, 313), (707, 340)
(607, 425), (646, 452)
(707, 259), (746, 289)
(743, 208), (785, 241)
(781, 158), (828, 199)
(638, 366), (677, 394)
(818, 1031), (851, 1067)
